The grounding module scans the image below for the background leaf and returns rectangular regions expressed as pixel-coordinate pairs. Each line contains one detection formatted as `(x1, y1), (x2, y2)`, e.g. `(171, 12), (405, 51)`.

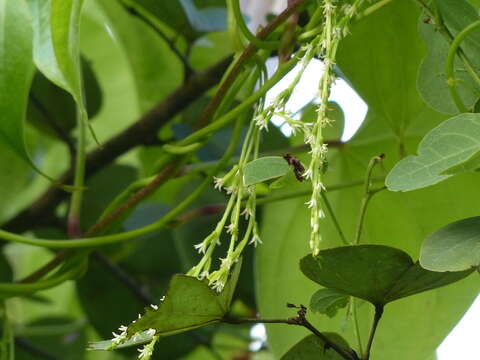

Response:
(0, 0), (36, 171)
(309, 289), (349, 318)
(281, 334), (349, 360)
(386, 113), (480, 191)
(417, 0), (480, 114)
(420, 216), (480, 272)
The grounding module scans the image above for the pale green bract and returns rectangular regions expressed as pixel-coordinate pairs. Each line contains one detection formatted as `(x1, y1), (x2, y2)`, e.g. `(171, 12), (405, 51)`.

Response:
(244, 156), (290, 186)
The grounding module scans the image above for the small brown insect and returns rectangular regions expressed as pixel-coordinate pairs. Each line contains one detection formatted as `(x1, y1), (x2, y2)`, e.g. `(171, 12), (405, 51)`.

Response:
(283, 153), (306, 182)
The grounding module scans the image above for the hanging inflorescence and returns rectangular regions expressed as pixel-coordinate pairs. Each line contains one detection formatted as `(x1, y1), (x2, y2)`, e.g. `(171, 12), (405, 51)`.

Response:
(106, 1), (368, 358)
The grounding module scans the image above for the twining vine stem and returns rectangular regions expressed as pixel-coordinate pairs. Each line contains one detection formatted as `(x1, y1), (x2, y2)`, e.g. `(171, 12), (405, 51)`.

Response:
(445, 20), (480, 112)
(224, 305), (360, 360)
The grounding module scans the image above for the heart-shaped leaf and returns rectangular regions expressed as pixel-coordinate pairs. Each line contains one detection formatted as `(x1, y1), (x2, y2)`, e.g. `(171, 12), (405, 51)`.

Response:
(420, 217), (480, 272)
(89, 261), (241, 351)
(386, 113), (480, 192)
(300, 245), (473, 306)
(281, 334), (349, 360)
(244, 156), (290, 186)
(309, 289), (349, 318)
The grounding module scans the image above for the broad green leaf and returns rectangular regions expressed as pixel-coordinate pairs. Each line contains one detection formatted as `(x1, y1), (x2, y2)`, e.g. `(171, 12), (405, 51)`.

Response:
(94, 0), (183, 113)
(88, 261), (239, 352)
(28, 0), (83, 99)
(300, 245), (472, 305)
(244, 156), (290, 186)
(309, 289), (349, 318)
(420, 217), (480, 272)
(386, 114), (480, 192)
(27, 0), (95, 147)
(281, 334), (349, 360)
(0, 0), (36, 172)
(417, 0), (480, 114)
(126, 263), (241, 337)
(27, 58), (102, 139)
(257, 3), (480, 359)
(441, 151), (480, 174)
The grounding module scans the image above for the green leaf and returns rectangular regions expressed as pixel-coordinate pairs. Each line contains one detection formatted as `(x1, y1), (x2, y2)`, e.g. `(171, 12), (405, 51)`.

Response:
(244, 157), (290, 186)
(417, 0), (480, 114)
(309, 289), (349, 318)
(386, 113), (480, 192)
(126, 262), (240, 337)
(281, 334), (349, 360)
(420, 217), (480, 272)
(28, 0), (91, 130)
(94, 0), (183, 113)
(27, 58), (102, 139)
(0, 0), (36, 172)
(301, 245), (472, 305)
(441, 151), (480, 174)
(89, 260), (240, 351)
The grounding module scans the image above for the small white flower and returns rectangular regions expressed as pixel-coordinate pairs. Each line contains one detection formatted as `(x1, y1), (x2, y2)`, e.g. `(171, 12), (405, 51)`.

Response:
(225, 223), (235, 234)
(211, 280), (225, 292)
(249, 234), (262, 247)
(323, 2), (336, 14)
(241, 206), (253, 219)
(303, 168), (313, 180)
(343, 4), (356, 17)
(318, 209), (326, 219)
(150, 304), (158, 310)
(118, 325), (128, 333)
(220, 257), (233, 269)
(225, 185), (236, 194)
(198, 271), (209, 280)
(160, 296), (165, 302)
(213, 177), (224, 190)
(194, 241), (207, 254)
(314, 182), (326, 192)
(305, 198), (316, 209)
(138, 344), (153, 359)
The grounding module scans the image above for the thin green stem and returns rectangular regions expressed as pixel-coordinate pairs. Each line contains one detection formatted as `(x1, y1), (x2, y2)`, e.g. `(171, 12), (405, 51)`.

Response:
(255, 177), (385, 206)
(415, 0), (480, 89)
(230, 0), (279, 49)
(445, 20), (480, 113)
(320, 192), (348, 245)
(356, 0), (395, 20)
(353, 156), (384, 245)
(363, 305), (384, 360)
(67, 107), (87, 238)
(350, 297), (364, 356)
